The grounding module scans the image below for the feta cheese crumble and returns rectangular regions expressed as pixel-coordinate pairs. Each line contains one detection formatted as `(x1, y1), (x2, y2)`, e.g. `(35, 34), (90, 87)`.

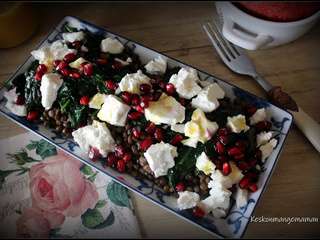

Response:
(97, 95), (130, 127)
(256, 131), (273, 147)
(259, 138), (277, 162)
(100, 37), (124, 54)
(144, 142), (177, 178)
(169, 67), (202, 99)
(170, 124), (185, 134)
(62, 31), (85, 42)
(89, 93), (107, 109)
(145, 93), (185, 125)
(118, 70), (151, 94)
(183, 108), (218, 145)
(196, 152), (216, 175)
(4, 87), (27, 117)
(40, 73), (63, 110)
(72, 120), (115, 157)
(69, 57), (88, 70)
(177, 191), (200, 210)
(144, 56), (167, 75)
(250, 108), (267, 125)
(227, 114), (250, 133)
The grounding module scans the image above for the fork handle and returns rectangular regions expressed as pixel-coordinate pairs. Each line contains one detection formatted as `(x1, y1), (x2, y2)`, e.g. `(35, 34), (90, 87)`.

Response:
(290, 107), (320, 153)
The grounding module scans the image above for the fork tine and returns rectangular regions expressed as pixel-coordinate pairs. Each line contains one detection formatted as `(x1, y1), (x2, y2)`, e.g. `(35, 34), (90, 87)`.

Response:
(209, 21), (239, 58)
(203, 22), (231, 63)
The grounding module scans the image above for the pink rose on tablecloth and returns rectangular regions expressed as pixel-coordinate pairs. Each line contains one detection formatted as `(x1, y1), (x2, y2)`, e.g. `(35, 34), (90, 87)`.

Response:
(29, 150), (99, 217)
(16, 207), (65, 238)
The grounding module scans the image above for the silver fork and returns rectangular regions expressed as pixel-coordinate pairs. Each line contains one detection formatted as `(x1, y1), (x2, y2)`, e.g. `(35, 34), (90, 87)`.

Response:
(203, 21), (320, 153)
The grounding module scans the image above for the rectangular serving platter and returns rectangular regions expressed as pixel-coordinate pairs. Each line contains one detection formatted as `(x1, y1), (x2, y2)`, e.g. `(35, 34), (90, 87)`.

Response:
(0, 16), (293, 238)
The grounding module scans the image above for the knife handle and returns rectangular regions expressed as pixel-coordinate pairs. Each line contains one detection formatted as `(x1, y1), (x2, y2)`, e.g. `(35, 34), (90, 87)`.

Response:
(290, 107), (320, 153)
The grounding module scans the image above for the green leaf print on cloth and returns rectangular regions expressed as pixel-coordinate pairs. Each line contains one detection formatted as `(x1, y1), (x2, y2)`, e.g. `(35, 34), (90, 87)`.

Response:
(106, 181), (131, 208)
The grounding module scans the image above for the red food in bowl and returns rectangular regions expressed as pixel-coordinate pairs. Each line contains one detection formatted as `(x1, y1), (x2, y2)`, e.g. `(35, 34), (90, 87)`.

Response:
(233, 1), (320, 22)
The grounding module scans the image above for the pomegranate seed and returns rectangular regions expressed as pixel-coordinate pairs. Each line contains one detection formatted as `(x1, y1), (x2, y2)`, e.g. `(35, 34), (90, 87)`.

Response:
(96, 58), (108, 65)
(26, 111), (38, 121)
(37, 64), (47, 74)
(15, 95), (25, 105)
(132, 128), (142, 139)
(127, 111), (143, 120)
(107, 152), (117, 167)
(141, 94), (153, 103)
(121, 92), (132, 104)
(246, 106), (257, 116)
(134, 105), (145, 113)
(154, 128), (164, 141)
(123, 152), (132, 163)
(131, 94), (140, 106)
(192, 206), (205, 218)
(170, 134), (184, 145)
(79, 96), (90, 105)
(239, 176), (250, 189)
(158, 81), (166, 90)
(140, 84), (151, 93)
(215, 141), (225, 154)
(117, 159), (126, 173)
(88, 147), (101, 161)
(60, 68), (70, 77)
(165, 83), (176, 96)
(234, 153), (245, 161)
(53, 60), (62, 68)
(56, 61), (68, 71)
(71, 40), (82, 49)
(139, 137), (153, 151)
(175, 182), (185, 192)
(248, 183), (258, 192)
(34, 72), (42, 81)
(83, 63), (93, 76)
(63, 53), (77, 63)
(222, 162), (231, 175)
(235, 140), (247, 152)
(115, 145), (126, 158)
(218, 128), (229, 136)
(69, 72), (81, 79)
(228, 147), (242, 157)
(237, 161), (250, 171)
(139, 98), (149, 109)
(146, 122), (156, 134)
(218, 135), (229, 145)
(255, 121), (272, 132)
(106, 80), (118, 91)
(112, 61), (123, 70)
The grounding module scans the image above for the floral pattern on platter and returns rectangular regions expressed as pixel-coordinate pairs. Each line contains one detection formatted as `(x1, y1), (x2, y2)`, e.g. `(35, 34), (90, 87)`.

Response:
(0, 16), (293, 238)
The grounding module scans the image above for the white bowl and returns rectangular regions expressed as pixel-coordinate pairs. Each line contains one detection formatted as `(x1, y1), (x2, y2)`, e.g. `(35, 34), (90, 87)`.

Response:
(215, 2), (320, 50)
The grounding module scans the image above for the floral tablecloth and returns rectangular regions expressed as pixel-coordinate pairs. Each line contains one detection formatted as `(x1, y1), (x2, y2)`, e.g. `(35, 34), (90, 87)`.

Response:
(0, 133), (141, 238)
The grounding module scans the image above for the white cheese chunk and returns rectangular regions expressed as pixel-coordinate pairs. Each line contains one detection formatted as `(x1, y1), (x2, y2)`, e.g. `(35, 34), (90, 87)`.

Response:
(62, 31), (85, 42)
(69, 57), (88, 69)
(227, 114), (250, 133)
(250, 108), (267, 125)
(5, 101), (27, 117)
(144, 56), (167, 75)
(235, 188), (248, 208)
(100, 37), (124, 54)
(145, 93), (185, 125)
(4, 87), (18, 103)
(115, 57), (132, 66)
(118, 70), (151, 94)
(97, 95), (130, 127)
(196, 152), (216, 175)
(170, 124), (185, 134)
(191, 85), (220, 113)
(169, 67), (202, 99)
(184, 108), (219, 144)
(49, 40), (77, 61)
(181, 137), (198, 148)
(177, 191), (200, 210)
(260, 138), (277, 162)
(144, 142), (177, 178)
(72, 120), (115, 157)
(89, 93), (107, 110)
(256, 131), (273, 147)
(40, 73), (63, 110)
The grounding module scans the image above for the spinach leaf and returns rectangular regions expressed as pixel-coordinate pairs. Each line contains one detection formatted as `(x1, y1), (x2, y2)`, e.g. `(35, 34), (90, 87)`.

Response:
(69, 105), (88, 128)
(24, 63), (42, 111)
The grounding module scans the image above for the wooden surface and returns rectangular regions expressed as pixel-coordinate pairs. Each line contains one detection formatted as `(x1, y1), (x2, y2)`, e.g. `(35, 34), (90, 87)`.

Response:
(0, 2), (319, 238)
